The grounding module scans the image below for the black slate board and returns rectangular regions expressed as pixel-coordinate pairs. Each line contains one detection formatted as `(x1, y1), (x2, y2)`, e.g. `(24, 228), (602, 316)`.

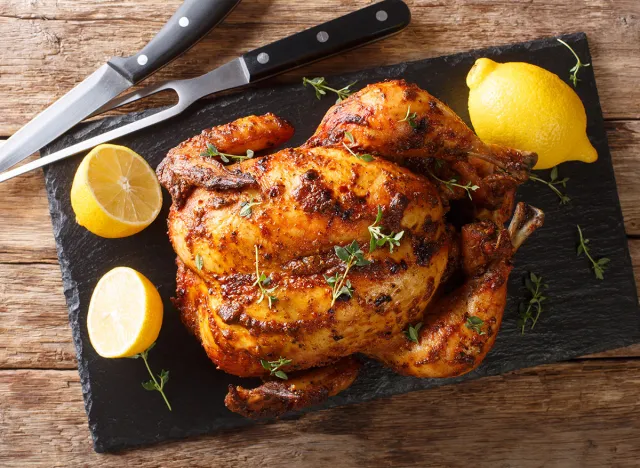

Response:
(41, 32), (640, 453)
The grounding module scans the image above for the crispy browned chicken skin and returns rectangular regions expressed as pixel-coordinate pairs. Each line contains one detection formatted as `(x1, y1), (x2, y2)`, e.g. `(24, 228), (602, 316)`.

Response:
(158, 80), (543, 419)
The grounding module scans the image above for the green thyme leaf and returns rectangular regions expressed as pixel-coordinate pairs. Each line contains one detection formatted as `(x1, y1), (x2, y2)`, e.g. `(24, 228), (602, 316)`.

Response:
(576, 225), (609, 280)
(200, 142), (255, 162)
(132, 342), (171, 411)
(142, 380), (157, 391)
(260, 357), (292, 379)
(239, 197), (262, 218)
(335, 246), (351, 262)
(253, 245), (278, 308)
(341, 131), (375, 162)
(428, 170), (479, 200)
(303, 77), (357, 102)
(368, 206), (404, 253)
(344, 131), (355, 144)
(357, 154), (375, 162)
(530, 167), (571, 205)
(404, 322), (423, 343)
(195, 254), (204, 271)
(327, 241), (372, 307)
(465, 316), (485, 335)
(398, 105), (418, 129)
(557, 38), (591, 87)
(518, 272), (547, 334)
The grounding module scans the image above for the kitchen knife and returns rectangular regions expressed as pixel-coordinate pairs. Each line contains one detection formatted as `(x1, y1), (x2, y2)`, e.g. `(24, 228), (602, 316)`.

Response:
(0, 0), (242, 173)
(0, 0), (411, 183)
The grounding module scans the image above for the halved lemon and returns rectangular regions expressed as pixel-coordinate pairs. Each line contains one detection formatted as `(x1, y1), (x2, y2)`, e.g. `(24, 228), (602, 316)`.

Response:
(87, 267), (163, 358)
(71, 144), (162, 238)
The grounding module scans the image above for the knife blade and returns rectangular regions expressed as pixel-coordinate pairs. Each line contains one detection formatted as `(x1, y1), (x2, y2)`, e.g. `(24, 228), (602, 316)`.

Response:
(0, 65), (131, 173)
(0, 0), (241, 173)
(0, 0), (411, 183)
(0, 59), (251, 184)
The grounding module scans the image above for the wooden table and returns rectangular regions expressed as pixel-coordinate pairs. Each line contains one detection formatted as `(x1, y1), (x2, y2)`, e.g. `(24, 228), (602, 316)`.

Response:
(1, 1), (639, 466)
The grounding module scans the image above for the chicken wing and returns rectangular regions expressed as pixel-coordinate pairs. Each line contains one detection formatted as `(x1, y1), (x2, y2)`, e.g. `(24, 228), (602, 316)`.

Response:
(307, 79), (537, 224)
(225, 356), (360, 419)
(370, 203), (544, 377)
(157, 113), (294, 207)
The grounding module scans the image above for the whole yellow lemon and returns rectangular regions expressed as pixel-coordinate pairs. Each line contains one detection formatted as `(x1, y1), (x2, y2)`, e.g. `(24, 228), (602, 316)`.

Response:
(466, 58), (597, 169)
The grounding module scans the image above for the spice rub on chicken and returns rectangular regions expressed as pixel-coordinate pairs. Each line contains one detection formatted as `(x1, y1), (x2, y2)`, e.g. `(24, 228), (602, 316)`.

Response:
(157, 79), (544, 419)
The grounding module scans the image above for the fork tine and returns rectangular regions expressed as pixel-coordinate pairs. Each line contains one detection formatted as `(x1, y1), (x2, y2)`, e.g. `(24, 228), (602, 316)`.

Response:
(0, 102), (186, 184)
(88, 81), (179, 118)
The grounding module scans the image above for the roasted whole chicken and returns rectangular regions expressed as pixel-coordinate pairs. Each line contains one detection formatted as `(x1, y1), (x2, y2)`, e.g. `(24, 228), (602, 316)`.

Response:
(157, 80), (544, 419)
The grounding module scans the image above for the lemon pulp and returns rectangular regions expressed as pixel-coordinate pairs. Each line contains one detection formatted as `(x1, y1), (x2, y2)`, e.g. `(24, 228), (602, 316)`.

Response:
(71, 144), (162, 238)
(87, 267), (163, 358)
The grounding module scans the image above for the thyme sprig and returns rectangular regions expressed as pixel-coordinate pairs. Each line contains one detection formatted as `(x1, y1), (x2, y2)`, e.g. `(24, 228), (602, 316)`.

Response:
(260, 357), (292, 380)
(303, 77), (357, 103)
(324, 272), (352, 303)
(253, 245), (278, 308)
(557, 38), (591, 87)
(428, 169), (479, 200)
(518, 272), (547, 334)
(465, 316), (485, 335)
(404, 322), (422, 343)
(325, 240), (372, 307)
(530, 166), (570, 204)
(398, 105), (418, 129)
(195, 253), (204, 271)
(201, 142), (254, 163)
(343, 131), (374, 162)
(368, 206), (404, 253)
(128, 342), (171, 411)
(576, 225), (610, 280)
(239, 197), (262, 218)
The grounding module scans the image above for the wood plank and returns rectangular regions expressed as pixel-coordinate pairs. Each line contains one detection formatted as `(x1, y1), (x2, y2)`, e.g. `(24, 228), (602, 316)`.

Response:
(1, 361), (640, 466)
(0, 155), (58, 263)
(607, 120), (640, 236)
(0, 0), (639, 136)
(1, 236), (638, 369)
(0, 263), (76, 369)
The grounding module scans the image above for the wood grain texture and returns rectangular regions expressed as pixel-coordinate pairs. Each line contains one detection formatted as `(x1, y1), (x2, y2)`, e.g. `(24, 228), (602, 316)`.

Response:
(2, 361), (640, 467)
(1, 0), (639, 463)
(607, 120), (640, 235)
(0, 263), (75, 369)
(0, 0), (639, 136)
(0, 155), (58, 264)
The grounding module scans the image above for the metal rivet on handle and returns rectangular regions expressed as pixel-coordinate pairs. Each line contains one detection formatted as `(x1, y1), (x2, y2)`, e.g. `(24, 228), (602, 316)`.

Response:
(257, 52), (270, 64)
(137, 54), (148, 66)
(316, 31), (329, 43)
(179, 17), (190, 27)
(376, 10), (388, 22)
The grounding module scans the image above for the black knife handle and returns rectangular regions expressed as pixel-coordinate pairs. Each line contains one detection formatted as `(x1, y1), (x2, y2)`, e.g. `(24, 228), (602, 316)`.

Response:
(108, 0), (241, 84)
(241, 0), (410, 82)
